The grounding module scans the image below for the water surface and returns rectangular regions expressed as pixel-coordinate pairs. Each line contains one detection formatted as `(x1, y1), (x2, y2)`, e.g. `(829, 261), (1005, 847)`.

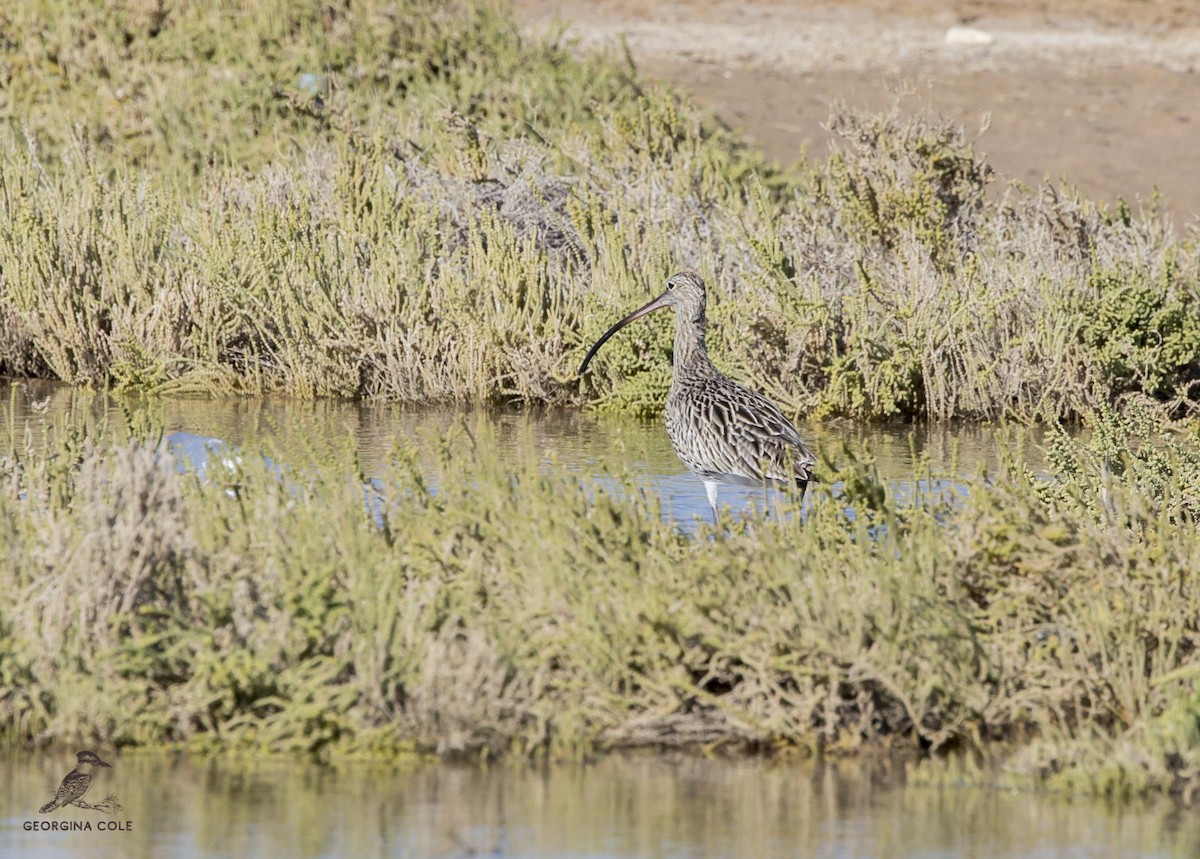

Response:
(2, 752), (1194, 859)
(1, 380), (1046, 524)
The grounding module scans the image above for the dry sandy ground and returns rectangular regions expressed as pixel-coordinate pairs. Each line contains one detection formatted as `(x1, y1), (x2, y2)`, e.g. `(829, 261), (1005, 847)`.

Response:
(515, 0), (1200, 228)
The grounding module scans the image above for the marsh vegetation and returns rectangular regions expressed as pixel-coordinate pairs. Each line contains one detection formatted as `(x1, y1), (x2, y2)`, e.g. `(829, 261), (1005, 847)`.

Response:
(1, 0), (1197, 421)
(1, 0), (1199, 807)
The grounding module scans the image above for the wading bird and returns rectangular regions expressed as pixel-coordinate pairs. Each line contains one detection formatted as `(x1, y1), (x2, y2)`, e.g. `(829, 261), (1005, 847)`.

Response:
(39, 750), (112, 813)
(578, 271), (816, 522)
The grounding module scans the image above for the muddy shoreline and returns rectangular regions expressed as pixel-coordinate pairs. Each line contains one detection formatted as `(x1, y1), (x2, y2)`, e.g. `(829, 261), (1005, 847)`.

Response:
(516, 0), (1200, 226)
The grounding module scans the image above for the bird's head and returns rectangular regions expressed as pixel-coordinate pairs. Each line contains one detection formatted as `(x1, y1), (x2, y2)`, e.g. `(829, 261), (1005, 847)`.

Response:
(76, 751), (112, 768)
(577, 271), (708, 376)
(658, 271), (706, 313)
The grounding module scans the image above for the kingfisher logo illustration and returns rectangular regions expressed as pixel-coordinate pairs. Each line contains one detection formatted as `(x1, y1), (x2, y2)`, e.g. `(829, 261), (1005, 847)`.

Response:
(20, 749), (132, 833)
(38, 750), (123, 815)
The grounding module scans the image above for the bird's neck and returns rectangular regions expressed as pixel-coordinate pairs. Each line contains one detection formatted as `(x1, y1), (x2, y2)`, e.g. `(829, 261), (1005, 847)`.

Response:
(76, 763), (94, 774)
(672, 307), (713, 376)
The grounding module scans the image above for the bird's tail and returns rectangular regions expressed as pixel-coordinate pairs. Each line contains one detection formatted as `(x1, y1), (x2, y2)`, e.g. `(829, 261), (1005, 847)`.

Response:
(39, 800), (59, 813)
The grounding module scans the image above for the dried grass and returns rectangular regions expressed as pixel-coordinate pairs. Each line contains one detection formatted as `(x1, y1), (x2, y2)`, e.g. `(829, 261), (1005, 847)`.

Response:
(0, 1), (1196, 421)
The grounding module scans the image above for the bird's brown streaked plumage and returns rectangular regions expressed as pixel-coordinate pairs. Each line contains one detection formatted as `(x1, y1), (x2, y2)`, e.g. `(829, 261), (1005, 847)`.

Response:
(39, 750), (111, 813)
(579, 271), (816, 521)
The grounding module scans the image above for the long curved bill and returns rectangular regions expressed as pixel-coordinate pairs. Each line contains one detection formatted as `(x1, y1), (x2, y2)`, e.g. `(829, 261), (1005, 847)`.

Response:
(577, 291), (670, 377)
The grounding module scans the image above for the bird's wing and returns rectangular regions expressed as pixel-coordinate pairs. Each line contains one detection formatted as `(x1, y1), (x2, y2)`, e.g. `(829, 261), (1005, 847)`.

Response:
(673, 377), (816, 484)
(725, 382), (816, 482)
(53, 771), (91, 806)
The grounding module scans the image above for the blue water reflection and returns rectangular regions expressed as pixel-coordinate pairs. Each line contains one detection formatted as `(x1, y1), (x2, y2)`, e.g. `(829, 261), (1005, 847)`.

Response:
(3, 381), (1042, 532)
(162, 428), (976, 536)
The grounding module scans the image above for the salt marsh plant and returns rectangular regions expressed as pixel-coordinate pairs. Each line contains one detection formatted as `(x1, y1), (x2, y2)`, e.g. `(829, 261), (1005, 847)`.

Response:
(1, 0), (1198, 422)
(2, 407), (1200, 801)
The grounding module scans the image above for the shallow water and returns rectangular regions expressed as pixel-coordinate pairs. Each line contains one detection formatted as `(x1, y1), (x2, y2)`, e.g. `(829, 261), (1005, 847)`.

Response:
(0, 380), (1046, 525)
(2, 751), (1196, 859)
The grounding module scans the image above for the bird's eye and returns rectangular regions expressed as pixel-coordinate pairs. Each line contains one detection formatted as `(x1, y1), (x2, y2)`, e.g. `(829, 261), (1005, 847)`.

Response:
(667, 281), (675, 290)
